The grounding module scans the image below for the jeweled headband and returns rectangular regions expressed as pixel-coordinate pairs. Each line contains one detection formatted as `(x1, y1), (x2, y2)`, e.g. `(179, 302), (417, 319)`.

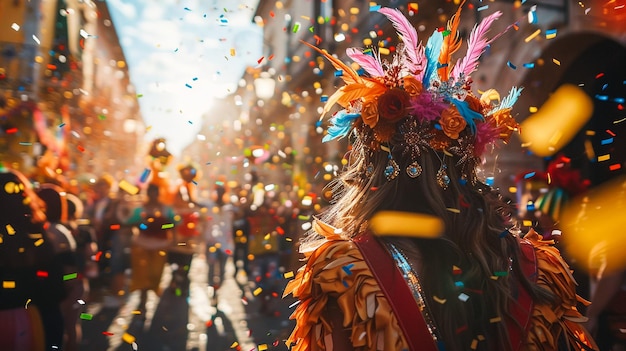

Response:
(307, 5), (520, 188)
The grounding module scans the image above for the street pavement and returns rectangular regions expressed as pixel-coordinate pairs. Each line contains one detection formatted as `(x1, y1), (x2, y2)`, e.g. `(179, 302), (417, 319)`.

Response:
(79, 255), (296, 351)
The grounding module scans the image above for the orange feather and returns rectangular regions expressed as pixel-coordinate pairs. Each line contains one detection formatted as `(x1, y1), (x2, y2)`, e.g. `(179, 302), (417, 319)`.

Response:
(438, 2), (466, 80)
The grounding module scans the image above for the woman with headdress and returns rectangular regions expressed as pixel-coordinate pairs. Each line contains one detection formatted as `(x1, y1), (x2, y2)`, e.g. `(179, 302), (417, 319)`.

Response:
(0, 167), (65, 351)
(284, 6), (597, 351)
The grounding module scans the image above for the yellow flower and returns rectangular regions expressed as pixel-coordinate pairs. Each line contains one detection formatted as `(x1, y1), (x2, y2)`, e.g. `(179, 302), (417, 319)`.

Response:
(440, 106), (467, 140)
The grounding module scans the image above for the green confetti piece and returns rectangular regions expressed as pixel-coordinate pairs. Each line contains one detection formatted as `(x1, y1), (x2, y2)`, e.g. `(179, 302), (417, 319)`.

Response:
(98, 114), (106, 120)
(161, 223), (174, 229)
(292, 23), (300, 33)
(63, 273), (78, 281)
(136, 94), (143, 98)
(80, 313), (93, 320)
(494, 271), (509, 277)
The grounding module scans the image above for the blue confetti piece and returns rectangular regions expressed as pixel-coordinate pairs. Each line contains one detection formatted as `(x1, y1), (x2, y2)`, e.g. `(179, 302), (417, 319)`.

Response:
(58, 123), (66, 128)
(185, 83), (192, 88)
(184, 7), (191, 11)
(477, 5), (489, 11)
(523, 171), (536, 179)
(434, 123), (442, 130)
(485, 176), (495, 186)
(455, 281), (465, 288)
(139, 168), (151, 183)
(356, 68), (365, 76)
(140, 223), (147, 230)
(507, 61), (517, 70)
(320, 95), (328, 102)
(601, 138), (614, 145)
(527, 202), (536, 211)
(595, 94), (609, 101)
(193, 77), (198, 81)
(458, 178), (468, 185)
(342, 263), (355, 275)
(614, 97), (625, 103)
(315, 120), (322, 127)
(334, 70), (343, 77)
(369, 5), (381, 11)
(523, 62), (535, 68)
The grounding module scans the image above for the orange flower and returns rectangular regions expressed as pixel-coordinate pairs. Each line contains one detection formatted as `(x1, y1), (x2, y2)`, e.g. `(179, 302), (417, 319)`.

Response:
(492, 108), (519, 142)
(403, 76), (423, 97)
(361, 99), (379, 128)
(440, 106), (467, 139)
(378, 88), (410, 122)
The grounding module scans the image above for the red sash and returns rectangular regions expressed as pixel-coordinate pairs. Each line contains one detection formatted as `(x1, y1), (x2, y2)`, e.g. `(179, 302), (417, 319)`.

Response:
(354, 233), (439, 351)
(354, 233), (536, 351)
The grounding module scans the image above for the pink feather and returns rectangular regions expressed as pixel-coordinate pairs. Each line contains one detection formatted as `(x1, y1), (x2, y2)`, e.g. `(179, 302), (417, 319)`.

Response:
(451, 11), (502, 80)
(346, 47), (385, 77)
(377, 7), (424, 73)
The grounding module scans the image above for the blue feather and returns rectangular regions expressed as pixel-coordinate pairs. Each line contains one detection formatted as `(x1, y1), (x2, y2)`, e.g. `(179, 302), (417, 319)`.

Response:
(496, 86), (523, 111)
(450, 99), (484, 134)
(423, 30), (443, 87)
(322, 110), (360, 142)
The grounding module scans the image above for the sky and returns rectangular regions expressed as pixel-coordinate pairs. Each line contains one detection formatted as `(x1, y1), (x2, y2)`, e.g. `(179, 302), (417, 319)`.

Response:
(107, 0), (263, 155)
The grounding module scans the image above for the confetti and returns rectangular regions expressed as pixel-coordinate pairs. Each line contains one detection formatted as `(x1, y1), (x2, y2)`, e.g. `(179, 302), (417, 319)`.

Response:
(11, 23), (20, 31)
(80, 313), (93, 320)
(36, 270), (48, 278)
(258, 344), (268, 351)
(506, 61), (517, 70)
(552, 58), (561, 65)
(342, 263), (354, 275)
(284, 271), (294, 279)
(524, 29), (541, 43)
(292, 22), (300, 33)
(63, 273), (78, 281)
(489, 317), (502, 323)
(433, 296), (447, 304)
(458, 293), (470, 302)
(3, 281), (16, 289)
(161, 223), (174, 229)
(597, 154), (611, 162)
(477, 5), (489, 11)
(122, 333), (135, 344)
(6, 224), (15, 235)
(253, 287), (263, 296)
(546, 29), (557, 39)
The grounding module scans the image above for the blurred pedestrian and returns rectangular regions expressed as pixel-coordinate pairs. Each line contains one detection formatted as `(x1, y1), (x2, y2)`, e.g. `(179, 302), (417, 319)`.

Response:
(65, 193), (98, 348)
(0, 167), (65, 351)
(37, 184), (82, 351)
(126, 183), (174, 313)
(205, 183), (234, 304)
(232, 205), (251, 279)
(84, 175), (126, 307)
(169, 164), (204, 296)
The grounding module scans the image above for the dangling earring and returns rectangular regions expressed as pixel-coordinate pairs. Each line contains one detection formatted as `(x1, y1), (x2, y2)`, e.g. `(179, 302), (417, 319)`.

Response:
(383, 146), (399, 181)
(406, 161), (422, 178)
(435, 152), (450, 189)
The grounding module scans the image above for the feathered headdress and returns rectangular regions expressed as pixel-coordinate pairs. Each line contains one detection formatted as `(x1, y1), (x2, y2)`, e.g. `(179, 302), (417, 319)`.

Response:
(310, 5), (520, 187)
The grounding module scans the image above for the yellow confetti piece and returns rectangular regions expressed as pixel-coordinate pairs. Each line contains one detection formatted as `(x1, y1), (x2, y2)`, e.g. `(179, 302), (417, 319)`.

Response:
(3, 281), (16, 288)
(522, 220), (533, 227)
(446, 208), (460, 213)
(34, 238), (44, 247)
(25, 298), (31, 309)
(477, 335), (485, 341)
(230, 48), (236, 56)
(524, 29), (542, 43)
(379, 47), (390, 55)
(253, 287), (263, 296)
(529, 106), (538, 113)
(230, 342), (239, 348)
(490, 317), (502, 323)
(471, 339), (479, 349)
(598, 154), (611, 162)
(122, 333), (136, 344)
(433, 296), (447, 304)
(552, 58), (561, 65)
(6, 224), (15, 235)
(118, 179), (139, 195)
(258, 344), (268, 351)
(284, 271), (294, 279)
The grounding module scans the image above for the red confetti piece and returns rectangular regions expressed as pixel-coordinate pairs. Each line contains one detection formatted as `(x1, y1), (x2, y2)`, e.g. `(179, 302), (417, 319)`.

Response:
(102, 331), (114, 336)
(205, 320), (213, 327)
(276, 226), (285, 235)
(110, 224), (121, 230)
(5, 128), (18, 134)
(606, 129), (616, 136)
(77, 145), (85, 152)
(459, 195), (470, 208)
(94, 251), (103, 262)
(269, 11), (274, 17)
(257, 56), (264, 64)
(456, 325), (468, 334)
(36, 270), (49, 278)
(314, 35), (322, 45)
(268, 54), (274, 61)
(595, 72), (605, 79)
(610, 164), (622, 171)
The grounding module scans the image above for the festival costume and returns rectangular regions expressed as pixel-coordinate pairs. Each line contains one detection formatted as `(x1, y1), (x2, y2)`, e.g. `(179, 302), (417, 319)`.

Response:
(284, 221), (596, 351)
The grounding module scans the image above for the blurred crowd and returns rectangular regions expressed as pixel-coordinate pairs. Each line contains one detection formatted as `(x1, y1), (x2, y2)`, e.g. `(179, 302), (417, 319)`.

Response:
(0, 139), (316, 351)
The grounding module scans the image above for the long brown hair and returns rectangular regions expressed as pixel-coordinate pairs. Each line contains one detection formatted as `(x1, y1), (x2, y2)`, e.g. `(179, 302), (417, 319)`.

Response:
(308, 134), (553, 350)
